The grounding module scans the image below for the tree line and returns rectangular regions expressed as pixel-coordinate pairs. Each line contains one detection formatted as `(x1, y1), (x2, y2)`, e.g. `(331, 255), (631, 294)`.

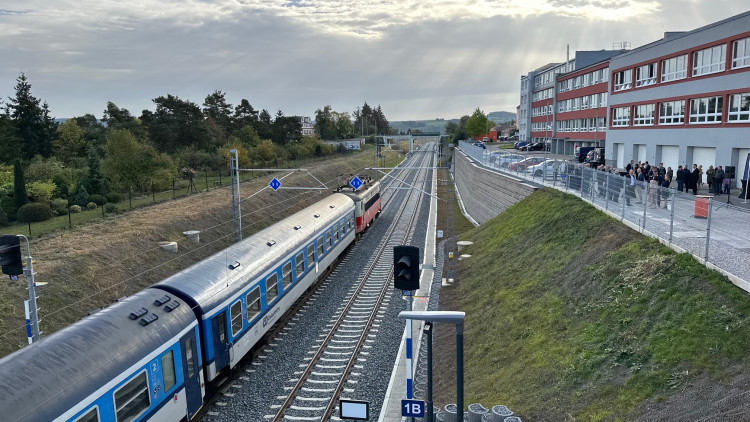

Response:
(0, 73), (392, 226)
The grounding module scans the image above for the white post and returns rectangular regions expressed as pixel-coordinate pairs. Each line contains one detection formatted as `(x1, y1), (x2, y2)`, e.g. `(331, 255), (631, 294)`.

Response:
(24, 300), (32, 345)
(19, 235), (40, 342)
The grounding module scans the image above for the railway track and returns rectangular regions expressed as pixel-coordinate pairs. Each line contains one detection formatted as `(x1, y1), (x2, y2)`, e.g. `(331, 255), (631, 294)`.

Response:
(269, 145), (433, 421)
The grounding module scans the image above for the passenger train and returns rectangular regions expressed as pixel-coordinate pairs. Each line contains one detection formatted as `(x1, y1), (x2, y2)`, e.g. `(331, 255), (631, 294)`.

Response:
(0, 180), (381, 422)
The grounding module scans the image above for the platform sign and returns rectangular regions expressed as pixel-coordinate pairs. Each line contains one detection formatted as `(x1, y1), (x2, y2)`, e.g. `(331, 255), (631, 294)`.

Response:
(269, 178), (282, 191)
(339, 399), (369, 420)
(402, 399), (425, 418)
(350, 176), (363, 191)
(402, 290), (414, 296)
(437, 230), (443, 238)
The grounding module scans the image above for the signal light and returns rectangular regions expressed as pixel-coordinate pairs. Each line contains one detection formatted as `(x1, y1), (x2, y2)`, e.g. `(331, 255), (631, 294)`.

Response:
(393, 245), (420, 291)
(0, 235), (23, 276)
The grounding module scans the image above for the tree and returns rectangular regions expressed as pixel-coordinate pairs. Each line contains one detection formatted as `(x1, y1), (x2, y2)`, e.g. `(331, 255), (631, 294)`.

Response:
(13, 159), (27, 210)
(0, 112), (22, 165)
(102, 102), (146, 139)
(233, 99), (259, 132)
(6, 73), (53, 159)
(232, 125), (261, 149)
(203, 90), (233, 135)
(256, 109), (273, 140)
(101, 129), (175, 191)
(53, 119), (87, 166)
(314, 105), (337, 140)
(271, 112), (302, 145)
(334, 112), (353, 139)
(83, 147), (107, 195)
(255, 139), (276, 163)
(140, 94), (211, 153)
(74, 114), (107, 150)
(465, 108), (495, 138)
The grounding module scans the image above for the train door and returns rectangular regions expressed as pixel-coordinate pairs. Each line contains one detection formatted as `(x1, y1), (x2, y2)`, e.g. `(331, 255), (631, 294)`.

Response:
(180, 332), (203, 419)
(211, 313), (230, 374)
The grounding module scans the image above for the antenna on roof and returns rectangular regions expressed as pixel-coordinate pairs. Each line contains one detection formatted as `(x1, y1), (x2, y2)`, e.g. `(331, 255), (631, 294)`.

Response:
(612, 41), (631, 50)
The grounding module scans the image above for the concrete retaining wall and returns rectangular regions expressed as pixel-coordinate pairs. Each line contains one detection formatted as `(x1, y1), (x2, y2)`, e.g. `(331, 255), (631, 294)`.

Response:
(454, 150), (537, 224)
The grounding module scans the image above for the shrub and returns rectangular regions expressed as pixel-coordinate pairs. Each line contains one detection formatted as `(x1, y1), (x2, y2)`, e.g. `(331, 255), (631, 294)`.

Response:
(72, 184), (89, 207)
(104, 192), (122, 203)
(0, 208), (7, 227)
(0, 195), (17, 221)
(27, 181), (56, 204)
(86, 202), (97, 210)
(104, 203), (118, 213)
(17, 203), (54, 223)
(88, 194), (107, 206)
(70, 205), (82, 213)
(51, 198), (69, 214)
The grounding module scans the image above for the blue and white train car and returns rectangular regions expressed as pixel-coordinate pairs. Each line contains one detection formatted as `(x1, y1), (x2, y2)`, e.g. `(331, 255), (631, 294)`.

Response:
(0, 288), (204, 422)
(155, 193), (356, 382)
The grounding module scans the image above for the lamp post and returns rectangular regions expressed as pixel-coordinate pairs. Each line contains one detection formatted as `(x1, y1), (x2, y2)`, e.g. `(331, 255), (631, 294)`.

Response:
(398, 311), (466, 422)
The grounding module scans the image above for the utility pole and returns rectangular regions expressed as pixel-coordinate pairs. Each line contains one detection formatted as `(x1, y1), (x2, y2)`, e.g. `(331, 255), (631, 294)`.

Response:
(230, 149), (242, 243)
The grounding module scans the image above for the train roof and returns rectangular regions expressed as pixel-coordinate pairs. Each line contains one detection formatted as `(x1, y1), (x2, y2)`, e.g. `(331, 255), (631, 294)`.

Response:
(0, 288), (196, 422)
(339, 180), (380, 200)
(154, 193), (354, 314)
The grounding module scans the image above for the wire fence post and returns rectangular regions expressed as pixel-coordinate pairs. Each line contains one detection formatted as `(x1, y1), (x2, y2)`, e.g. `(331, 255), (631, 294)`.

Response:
(129, 186), (132, 209)
(704, 197), (713, 262)
(669, 190), (675, 244)
(605, 174), (610, 211)
(205, 171), (209, 190)
(68, 205), (72, 228)
(172, 177), (176, 200)
(642, 186), (648, 232)
(590, 169), (595, 202)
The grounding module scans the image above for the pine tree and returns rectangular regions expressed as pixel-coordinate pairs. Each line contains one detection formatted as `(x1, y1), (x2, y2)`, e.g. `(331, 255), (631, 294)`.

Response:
(83, 147), (107, 195)
(7, 73), (53, 159)
(13, 159), (28, 211)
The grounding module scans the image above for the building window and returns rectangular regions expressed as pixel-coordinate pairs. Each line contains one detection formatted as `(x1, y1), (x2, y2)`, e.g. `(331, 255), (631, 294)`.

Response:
(581, 95), (590, 109)
(658, 100), (685, 125)
(633, 104), (655, 126)
(661, 54), (687, 82)
(728, 93), (750, 122)
(590, 94), (598, 108)
(614, 69), (632, 91)
(599, 92), (607, 107)
(732, 37), (750, 69)
(689, 96), (723, 123)
(635, 63), (657, 87)
(592, 70), (600, 84)
(612, 107), (630, 126)
(602, 68), (609, 82)
(693, 45), (726, 76)
(246, 287), (261, 321)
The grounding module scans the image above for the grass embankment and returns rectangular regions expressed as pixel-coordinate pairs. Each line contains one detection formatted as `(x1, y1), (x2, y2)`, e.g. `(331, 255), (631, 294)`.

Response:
(436, 188), (750, 421)
(0, 146), (403, 357)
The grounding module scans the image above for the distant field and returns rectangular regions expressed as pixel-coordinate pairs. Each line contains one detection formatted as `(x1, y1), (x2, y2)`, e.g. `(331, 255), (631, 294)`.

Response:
(434, 188), (750, 421)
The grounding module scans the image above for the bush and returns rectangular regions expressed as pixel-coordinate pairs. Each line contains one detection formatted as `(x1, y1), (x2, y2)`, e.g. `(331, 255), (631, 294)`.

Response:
(86, 202), (97, 210)
(0, 208), (7, 227)
(27, 181), (56, 204)
(70, 205), (82, 213)
(89, 194), (107, 206)
(72, 184), (89, 207)
(104, 192), (122, 203)
(0, 195), (16, 221)
(104, 203), (118, 213)
(17, 203), (54, 223)
(51, 198), (69, 214)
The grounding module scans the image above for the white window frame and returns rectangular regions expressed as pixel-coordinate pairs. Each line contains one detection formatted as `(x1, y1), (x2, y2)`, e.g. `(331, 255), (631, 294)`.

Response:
(614, 69), (632, 91)
(600, 92), (607, 107)
(74, 407), (100, 422)
(635, 63), (657, 87)
(728, 93), (750, 122)
(732, 37), (750, 69)
(295, 252), (305, 276)
(246, 287), (261, 321)
(661, 54), (687, 82)
(612, 107), (630, 126)
(230, 300), (242, 336)
(161, 350), (176, 392)
(282, 262), (292, 289)
(114, 371), (150, 422)
(658, 100), (685, 125)
(693, 45), (726, 76)
(633, 104), (655, 126)
(602, 68), (609, 82)
(689, 96), (723, 123)
(266, 273), (279, 302)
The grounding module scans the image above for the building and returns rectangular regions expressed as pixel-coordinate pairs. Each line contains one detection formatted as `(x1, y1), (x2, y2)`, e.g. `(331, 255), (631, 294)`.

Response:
(300, 116), (315, 136)
(605, 12), (750, 188)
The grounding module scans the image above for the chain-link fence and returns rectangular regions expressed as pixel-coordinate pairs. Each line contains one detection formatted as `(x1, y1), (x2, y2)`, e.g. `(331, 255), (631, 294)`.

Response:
(459, 141), (750, 287)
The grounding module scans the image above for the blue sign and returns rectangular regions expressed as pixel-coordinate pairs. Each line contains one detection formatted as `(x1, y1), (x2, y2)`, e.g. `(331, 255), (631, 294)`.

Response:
(402, 290), (414, 296)
(350, 176), (363, 191)
(269, 178), (282, 191)
(402, 399), (425, 418)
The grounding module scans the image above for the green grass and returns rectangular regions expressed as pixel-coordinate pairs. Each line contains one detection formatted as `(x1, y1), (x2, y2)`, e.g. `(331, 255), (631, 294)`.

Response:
(450, 188), (750, 420)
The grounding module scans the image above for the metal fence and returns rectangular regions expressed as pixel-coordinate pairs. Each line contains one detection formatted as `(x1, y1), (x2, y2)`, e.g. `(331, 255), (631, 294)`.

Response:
(459, 141), (750, 287)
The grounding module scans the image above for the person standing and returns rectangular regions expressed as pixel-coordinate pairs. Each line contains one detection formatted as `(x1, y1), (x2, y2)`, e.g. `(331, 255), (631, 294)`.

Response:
(714, 166), (724, 195)
(698, 165), (704, 187)
(667, 166), (673, 187)
(676, 165), (685, 192)
(626, 169), (636, 205)
(706, 165), (715, 193)
(660, 175), (671, 208)
(691, 164), (700, 195)
(649, 175), (660, 207)
(636, 167), (645, 204)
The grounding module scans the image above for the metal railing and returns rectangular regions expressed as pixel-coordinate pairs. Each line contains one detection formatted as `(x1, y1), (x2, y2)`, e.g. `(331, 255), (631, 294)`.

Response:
(459, 141), (750, 287)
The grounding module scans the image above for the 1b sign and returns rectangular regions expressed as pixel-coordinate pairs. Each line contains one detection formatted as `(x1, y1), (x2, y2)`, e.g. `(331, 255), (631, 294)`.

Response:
(402, 399), (425, 417)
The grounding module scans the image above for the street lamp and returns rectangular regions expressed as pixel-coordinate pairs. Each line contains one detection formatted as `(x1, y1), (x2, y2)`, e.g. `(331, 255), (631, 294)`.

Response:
(398, 311), (466, 422)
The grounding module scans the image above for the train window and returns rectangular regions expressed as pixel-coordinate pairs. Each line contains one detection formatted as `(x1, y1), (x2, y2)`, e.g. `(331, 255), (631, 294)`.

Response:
(266, 274), (279, 302)
(230, 300), (243, 336)
(161, 351), (176, 392)
(326, 232), (332, 248)
(334, 225), (339, 242)
(341, 221), (346, 235)
(185, 338), (195, 379)
(114, 371), (150, 422)
(307, 244), (314, 264)
(317, 237), (324, 256)
(246, 287), (261, 321)
(282, 262), (292, 289)
(295, 252), (304, 276)
(74, 408), (99, 422)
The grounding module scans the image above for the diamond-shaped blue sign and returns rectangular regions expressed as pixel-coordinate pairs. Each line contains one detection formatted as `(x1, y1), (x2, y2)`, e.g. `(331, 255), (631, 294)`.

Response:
(350, 176), (363, 191)
(269, 178), (282, 191)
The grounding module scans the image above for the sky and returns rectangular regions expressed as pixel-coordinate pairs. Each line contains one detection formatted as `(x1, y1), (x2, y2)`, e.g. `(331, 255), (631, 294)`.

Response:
(1, 1), (748, 122)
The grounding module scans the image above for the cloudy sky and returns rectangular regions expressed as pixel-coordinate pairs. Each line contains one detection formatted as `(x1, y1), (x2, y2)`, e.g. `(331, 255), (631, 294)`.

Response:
(1, 1), (747, 122)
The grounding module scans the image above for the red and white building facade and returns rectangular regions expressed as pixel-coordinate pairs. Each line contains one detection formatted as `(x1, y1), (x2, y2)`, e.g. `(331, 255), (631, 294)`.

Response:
(605, 12), (750, 187)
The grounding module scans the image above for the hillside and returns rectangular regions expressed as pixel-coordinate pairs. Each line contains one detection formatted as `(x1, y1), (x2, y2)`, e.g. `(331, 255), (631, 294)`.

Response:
(434, 189), (750, 421)
(390, 111), (514, 134)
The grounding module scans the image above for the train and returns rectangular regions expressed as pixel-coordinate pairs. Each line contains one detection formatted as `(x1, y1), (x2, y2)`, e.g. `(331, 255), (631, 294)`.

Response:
(0, 180), (381, 422)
